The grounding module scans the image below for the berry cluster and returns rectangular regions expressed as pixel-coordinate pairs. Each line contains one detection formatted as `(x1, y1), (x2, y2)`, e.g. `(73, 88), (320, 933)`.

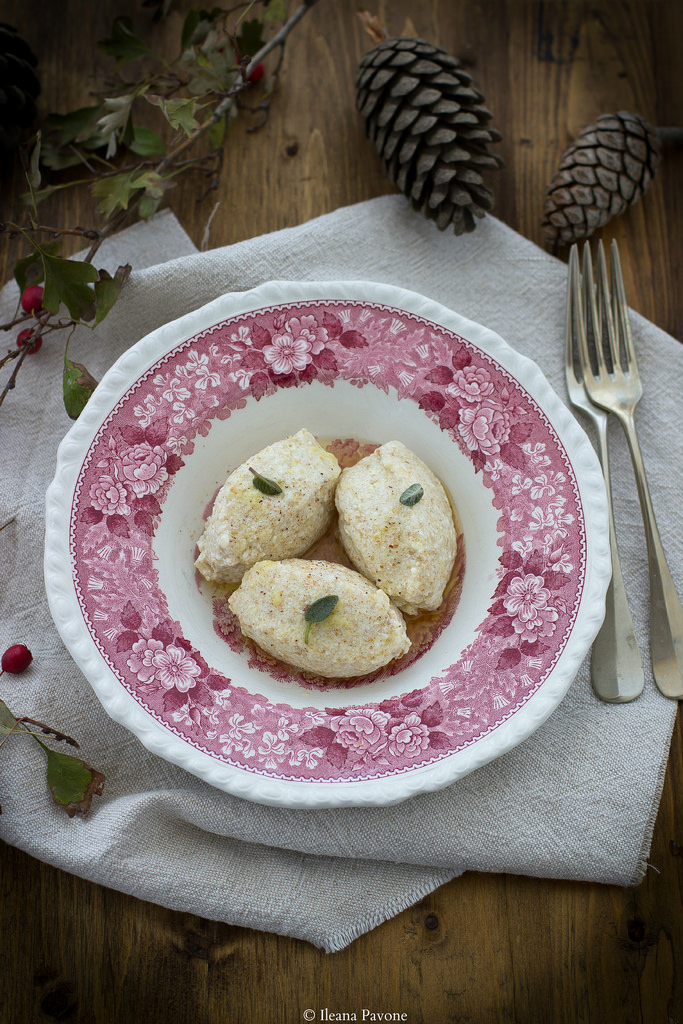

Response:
(16, 285), (44, 353)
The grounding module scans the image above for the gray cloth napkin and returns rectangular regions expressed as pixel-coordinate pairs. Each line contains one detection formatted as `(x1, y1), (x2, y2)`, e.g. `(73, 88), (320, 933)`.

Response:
(0, 198), (680, 952)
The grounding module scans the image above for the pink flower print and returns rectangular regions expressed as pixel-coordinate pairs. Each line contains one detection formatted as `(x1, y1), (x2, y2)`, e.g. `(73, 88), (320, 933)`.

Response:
(388, 713), (430, 757)
(89, 472), (130, 516)
(458, 403), (511, 458)
(447, 365), (495, 403)
(503, 574), (559, 642)
(151, 644), (201, 691)
(183, 350), (220, 389)
(332, 709), (390, 753)
(127, 638), (165, 683)
(263, 315), (327, 374)
(548, 544), (573, 574)
(530, 473), (556, 499)
(219, 713), (256, 757)
(120, 441), (169, 497)
(153, 371), (191, 404)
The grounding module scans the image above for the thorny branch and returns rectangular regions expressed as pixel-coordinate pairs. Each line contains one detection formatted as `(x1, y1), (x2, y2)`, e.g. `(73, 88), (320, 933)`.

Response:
(2, 0), (322, 408)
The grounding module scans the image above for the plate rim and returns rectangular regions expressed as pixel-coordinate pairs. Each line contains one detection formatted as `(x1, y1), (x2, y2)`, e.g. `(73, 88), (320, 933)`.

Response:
(44, 279), (610, 807)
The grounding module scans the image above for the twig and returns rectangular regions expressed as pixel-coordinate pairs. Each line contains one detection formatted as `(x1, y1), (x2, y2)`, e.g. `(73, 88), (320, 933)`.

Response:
(0, 345), (29, 410)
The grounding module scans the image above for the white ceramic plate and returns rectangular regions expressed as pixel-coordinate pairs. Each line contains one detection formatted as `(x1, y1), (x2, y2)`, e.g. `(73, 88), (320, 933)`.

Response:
(45, 280), (610, 807)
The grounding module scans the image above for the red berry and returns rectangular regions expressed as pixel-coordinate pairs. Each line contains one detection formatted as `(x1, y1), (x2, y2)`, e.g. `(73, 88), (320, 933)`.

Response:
(248, 62), (264, 84)
(20, 284), (44, 314)
(16, 328), (42, 353)
(1, 644), (33, 673)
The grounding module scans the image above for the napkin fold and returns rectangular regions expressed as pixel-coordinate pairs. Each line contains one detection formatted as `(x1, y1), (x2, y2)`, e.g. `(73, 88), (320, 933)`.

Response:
(1, 198), (680, 953)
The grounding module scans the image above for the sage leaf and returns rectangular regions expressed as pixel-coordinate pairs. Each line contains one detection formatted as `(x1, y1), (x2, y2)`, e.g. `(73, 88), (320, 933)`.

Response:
(249, 467), (283, 495)
(399, 483), (424, 506)
(304, 595), (339, 644)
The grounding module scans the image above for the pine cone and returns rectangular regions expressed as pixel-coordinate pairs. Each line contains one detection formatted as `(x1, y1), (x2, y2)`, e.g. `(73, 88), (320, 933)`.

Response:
(542, 111), (661, 247)
(356, 37), (503, 235)
(0, 23), (40, 156)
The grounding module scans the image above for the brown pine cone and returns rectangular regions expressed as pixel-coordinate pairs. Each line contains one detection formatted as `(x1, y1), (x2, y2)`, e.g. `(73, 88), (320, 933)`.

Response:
(356, 37), (503, 235)
(542, 111), (661, 247)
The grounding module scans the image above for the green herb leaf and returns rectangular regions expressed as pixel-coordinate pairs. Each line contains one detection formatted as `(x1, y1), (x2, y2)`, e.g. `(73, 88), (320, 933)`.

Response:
(146, 95), (199, 136)
(237, 18), (265, 58)
(0, 698), (18, 736)
(98, 16), (151, 66)
(207, 114), (226, 150)
(399, 483), (424, 507)
(263, 0), (287, 24)
(91, 170), (141, 218)
(14, 239), (60, 292)
(129, 125), (165, 157)
(40, 251), (98, 320)
(81, 264), (131, 325)
(27, 132), (42, 190)
(249, 466), (283, 495)
(42, 745), (106, 817)
(42, 105), (103, 147)
(180, 7), (222, 50)
(63, 356), (98, 419)
(304, 595), (339, 643)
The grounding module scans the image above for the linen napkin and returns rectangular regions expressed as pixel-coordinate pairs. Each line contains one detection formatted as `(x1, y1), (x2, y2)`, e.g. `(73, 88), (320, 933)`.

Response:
(0, 197), (680, 953)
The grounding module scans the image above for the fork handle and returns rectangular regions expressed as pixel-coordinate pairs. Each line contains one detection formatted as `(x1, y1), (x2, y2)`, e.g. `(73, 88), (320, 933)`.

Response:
(618, 413), (683, 699)
(590, 416), (644, 702)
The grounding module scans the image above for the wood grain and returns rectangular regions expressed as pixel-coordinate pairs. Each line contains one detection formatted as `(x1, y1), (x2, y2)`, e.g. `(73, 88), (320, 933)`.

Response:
(1, 2), (682, 1022)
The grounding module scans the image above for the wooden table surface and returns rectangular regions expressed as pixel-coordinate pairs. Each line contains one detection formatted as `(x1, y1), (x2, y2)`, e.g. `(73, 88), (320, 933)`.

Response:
(1, 2), (682, 1022)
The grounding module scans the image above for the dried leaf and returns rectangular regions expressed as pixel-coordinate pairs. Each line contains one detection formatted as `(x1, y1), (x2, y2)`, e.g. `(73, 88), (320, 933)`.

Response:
(64, 356), (98, 419)
(96, 94), (136, 158)
(42, 745), (106, 817)
(357, 11), (388, 45)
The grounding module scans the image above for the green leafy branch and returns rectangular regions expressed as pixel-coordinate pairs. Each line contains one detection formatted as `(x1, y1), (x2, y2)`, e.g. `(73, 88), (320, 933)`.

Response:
(0, 697), (105, 817)
(1, 0), (320, 417)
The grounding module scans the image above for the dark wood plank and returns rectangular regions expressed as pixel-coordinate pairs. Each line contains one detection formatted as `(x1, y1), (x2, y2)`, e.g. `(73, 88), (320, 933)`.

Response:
(1, 2), (682, 1022)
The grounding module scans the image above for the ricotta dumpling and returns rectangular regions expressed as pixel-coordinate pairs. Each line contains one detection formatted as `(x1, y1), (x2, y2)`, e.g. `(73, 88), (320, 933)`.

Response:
(229, 559), (410, 677)
(195, 429), (341, 584)
(335, 441), (457, 615)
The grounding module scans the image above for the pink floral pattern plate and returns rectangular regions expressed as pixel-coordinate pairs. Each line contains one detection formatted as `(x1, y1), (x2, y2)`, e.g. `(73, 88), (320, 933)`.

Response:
(45, 281), (610, 807)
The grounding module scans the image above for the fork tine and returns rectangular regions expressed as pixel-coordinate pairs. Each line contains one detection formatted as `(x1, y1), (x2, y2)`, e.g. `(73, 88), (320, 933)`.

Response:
(566, 245), (580, 381)
(610, 239), (638, 373)
(578, 244), (598, 380)
(595, 240), (618, 374)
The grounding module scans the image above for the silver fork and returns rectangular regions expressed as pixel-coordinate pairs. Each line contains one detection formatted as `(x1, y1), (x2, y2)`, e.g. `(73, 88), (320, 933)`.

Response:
(566, 245), (644, 702)
(575, 239), (683, 701)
